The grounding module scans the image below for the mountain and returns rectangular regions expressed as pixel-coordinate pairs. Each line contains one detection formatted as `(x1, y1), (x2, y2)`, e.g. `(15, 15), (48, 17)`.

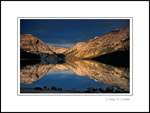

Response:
(20, 34), (59, 62)
(20, 34), (55, 54)
(21, 25), (129, 61)
(20, 26), (130, 66)
(64, 26), (129, 59)
(49, 46), (68, 54)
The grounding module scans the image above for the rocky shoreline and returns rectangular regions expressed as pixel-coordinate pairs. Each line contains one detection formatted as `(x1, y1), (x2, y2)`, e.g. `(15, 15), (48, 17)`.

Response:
(20, 86), (129, 93)
(20, 88), (82, 93)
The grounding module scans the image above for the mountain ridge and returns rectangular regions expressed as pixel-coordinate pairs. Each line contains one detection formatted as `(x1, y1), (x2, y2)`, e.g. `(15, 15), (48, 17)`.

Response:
(20, 34), (56, 55)
(20, 25), (129, 64)
(64, 26), (129, 59)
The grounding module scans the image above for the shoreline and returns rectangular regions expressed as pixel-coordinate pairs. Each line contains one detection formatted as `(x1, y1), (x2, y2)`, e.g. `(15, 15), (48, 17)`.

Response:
(20, 88), (129, 93)
(20, 88), (82, 93)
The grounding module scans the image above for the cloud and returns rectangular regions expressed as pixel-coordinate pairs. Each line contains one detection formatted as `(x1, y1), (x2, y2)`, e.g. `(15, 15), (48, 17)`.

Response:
(45, 43), (75, 48)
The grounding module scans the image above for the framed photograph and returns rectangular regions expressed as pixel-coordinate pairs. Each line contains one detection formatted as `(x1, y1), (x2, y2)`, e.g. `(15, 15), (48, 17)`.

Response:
(18, 17), (133, 96)
(1, 1), (149, 112)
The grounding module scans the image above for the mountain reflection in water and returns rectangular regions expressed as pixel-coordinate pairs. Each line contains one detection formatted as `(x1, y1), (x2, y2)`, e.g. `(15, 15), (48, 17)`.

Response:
(20, 59), (129, 93)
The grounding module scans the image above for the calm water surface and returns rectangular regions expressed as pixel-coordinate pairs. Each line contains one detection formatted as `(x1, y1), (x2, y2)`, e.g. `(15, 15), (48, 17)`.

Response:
(21, 70), (108, 91)
(20, 60), (129, 93)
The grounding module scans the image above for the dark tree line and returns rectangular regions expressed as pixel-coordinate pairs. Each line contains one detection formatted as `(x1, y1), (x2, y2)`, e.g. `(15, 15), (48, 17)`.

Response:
(92, 50), (129, 68)
(20, 49), (41, 59)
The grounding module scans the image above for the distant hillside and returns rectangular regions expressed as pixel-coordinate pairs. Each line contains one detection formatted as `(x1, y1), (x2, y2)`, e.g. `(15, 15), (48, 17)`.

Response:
(49, 46), (68, 54)
(20, 34), (59, 63)
(20, 34), (55, 54)
(64, 26), (129, 59)
(20, 26), (130, 67)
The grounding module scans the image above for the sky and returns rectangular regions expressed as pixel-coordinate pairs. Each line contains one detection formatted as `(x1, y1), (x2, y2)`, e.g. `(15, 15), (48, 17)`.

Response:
(20, 19), (129, 48)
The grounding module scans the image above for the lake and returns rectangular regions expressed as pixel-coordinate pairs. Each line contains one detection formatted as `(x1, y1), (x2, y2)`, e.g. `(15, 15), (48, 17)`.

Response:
(20, 60), (129, 93)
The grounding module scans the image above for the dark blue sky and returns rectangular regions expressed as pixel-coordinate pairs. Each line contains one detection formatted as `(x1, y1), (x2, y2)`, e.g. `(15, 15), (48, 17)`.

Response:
(20, 19), (129, 48)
